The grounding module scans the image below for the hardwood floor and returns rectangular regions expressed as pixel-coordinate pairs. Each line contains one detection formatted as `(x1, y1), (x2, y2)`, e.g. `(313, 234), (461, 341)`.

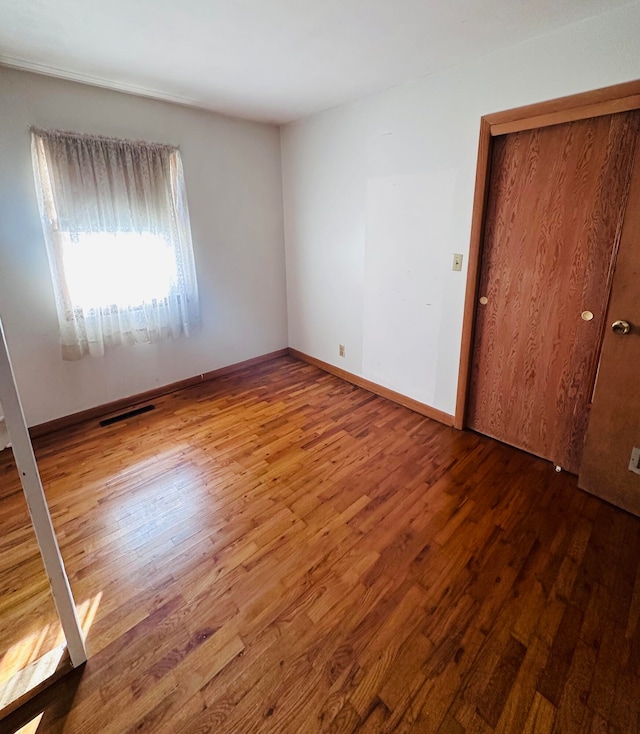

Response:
(2, 355), (640, 733)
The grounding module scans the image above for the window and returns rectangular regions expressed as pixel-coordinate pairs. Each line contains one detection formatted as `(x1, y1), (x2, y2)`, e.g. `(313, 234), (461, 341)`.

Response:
(31, 129), (199, 360)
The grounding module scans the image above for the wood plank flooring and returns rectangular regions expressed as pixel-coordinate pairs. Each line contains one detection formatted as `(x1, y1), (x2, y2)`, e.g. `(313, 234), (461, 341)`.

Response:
(2, 355), (640, 733)
(0, 459), (64, 692)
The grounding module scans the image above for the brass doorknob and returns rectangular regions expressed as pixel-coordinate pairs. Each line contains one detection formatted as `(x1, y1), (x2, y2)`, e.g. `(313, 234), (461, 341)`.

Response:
(612, 320), (631, 335)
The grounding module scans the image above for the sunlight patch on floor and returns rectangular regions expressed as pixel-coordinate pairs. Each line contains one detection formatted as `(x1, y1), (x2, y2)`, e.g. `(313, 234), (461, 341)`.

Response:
(0, 592), (101, 710)
(14, 712), (43, 734)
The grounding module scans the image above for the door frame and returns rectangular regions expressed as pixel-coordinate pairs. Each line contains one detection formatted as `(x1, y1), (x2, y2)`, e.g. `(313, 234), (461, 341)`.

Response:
(454, 79), (640, 430)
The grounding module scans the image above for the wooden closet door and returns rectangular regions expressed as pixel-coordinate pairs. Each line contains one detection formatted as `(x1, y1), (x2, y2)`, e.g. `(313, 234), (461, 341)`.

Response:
(467, 111), (640, 474)
(579, 139), (640, 515)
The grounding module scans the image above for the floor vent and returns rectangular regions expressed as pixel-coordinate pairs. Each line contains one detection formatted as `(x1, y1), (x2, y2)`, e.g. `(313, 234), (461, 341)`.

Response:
(100, 404), (155, 427)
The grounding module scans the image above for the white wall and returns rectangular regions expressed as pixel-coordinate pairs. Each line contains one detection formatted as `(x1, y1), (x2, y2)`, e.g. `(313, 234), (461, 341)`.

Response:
(0, 67), (287, 426)
(0, 398), (9, 451)
(281, 2), (640, 417)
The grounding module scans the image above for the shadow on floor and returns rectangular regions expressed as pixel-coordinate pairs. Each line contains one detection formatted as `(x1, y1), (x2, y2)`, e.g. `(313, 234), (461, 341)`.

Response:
(1, 663), (85, 734)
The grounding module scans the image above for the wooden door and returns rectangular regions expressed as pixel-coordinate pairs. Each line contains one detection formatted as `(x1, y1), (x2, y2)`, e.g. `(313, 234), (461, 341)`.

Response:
(579, 141), (640, 515)
(467, 111), (640, 474)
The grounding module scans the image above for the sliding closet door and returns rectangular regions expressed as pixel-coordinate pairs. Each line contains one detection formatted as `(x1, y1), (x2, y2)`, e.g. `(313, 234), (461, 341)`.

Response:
(467, 111), (640, 474)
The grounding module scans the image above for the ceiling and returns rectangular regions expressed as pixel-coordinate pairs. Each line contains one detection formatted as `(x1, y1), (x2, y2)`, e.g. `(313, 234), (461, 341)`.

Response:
(0, 0), (632, 124)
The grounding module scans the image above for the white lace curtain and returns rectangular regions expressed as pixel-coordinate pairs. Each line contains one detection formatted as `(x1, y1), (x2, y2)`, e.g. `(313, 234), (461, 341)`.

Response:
(31, 128), (199, 360)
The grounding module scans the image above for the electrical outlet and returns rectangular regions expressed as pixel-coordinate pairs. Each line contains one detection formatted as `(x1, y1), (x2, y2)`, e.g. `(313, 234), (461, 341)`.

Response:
(452, 253), (463, 271)
(339, 345), (345, 358)
(629, 447), (640, 475)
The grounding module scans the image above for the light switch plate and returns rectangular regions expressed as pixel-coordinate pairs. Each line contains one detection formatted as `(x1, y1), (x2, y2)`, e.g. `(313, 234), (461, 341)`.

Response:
(452, 253), (463, 271)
